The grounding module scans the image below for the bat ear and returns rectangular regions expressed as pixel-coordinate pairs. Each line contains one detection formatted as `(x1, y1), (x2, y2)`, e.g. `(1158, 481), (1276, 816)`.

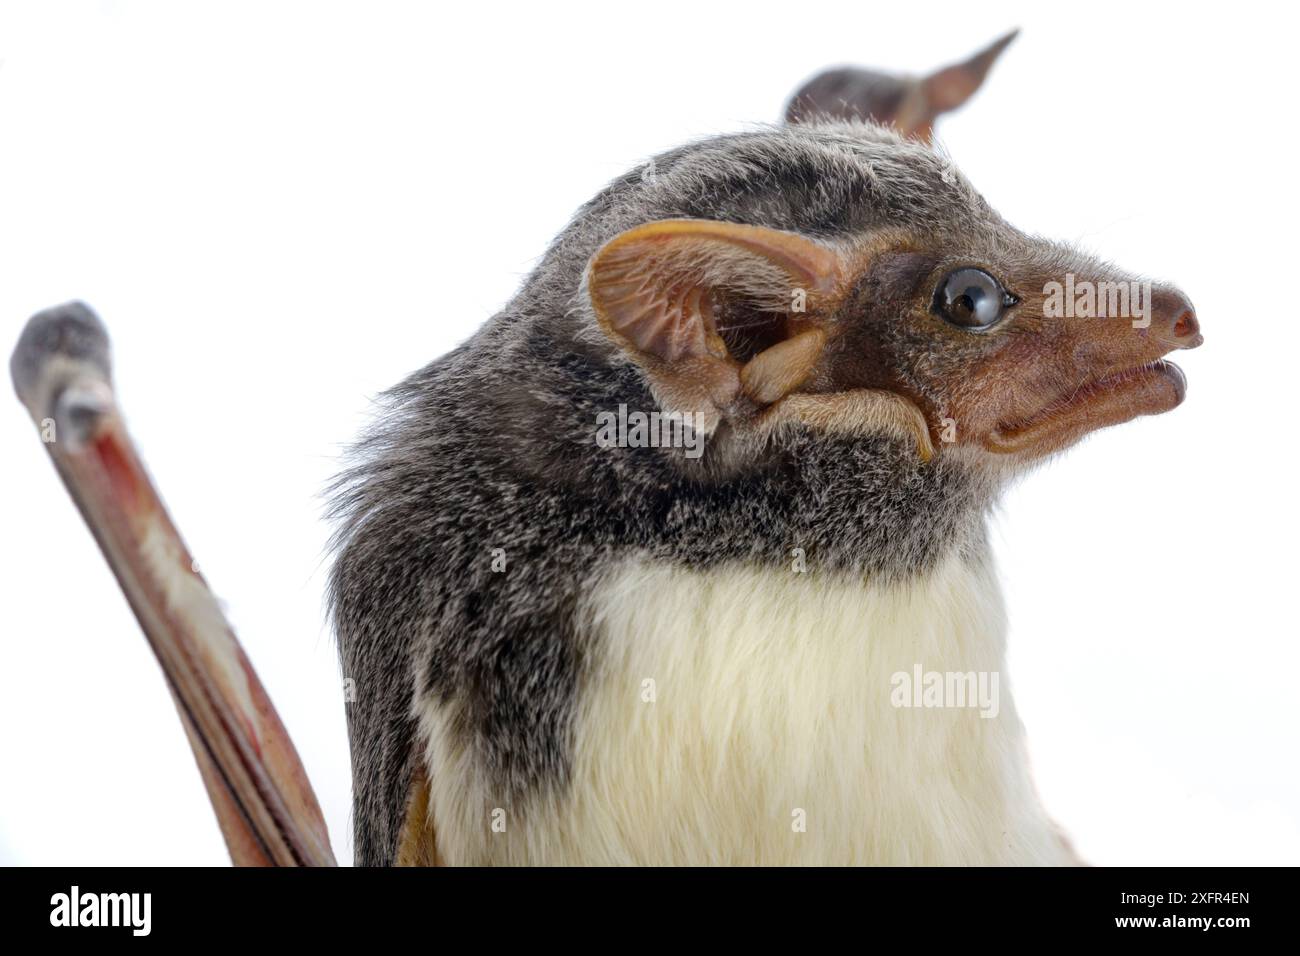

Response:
(586, 218), (849, 431)
(916, 28), (1018, 126)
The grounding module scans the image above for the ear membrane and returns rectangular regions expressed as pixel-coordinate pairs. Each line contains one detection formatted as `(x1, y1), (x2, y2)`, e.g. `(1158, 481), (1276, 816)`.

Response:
(586, 219), (848, 429)
(739, 328), (827, 405)
(919, 28), (1018, 116)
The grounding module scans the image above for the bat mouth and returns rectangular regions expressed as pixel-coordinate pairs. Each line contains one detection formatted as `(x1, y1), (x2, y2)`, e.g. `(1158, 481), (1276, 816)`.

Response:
(984, 359), (1187, 455)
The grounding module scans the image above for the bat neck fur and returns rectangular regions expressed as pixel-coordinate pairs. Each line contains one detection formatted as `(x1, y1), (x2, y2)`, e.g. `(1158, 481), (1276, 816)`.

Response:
(415, 550), (1075, 865)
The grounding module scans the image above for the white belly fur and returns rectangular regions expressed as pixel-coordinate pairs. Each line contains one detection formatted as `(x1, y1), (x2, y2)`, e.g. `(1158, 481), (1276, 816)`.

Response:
(418, 552), (1076, 865)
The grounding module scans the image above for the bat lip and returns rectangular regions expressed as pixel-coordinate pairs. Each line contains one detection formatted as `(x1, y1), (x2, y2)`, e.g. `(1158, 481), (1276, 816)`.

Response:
(984, 359), (1186, 455)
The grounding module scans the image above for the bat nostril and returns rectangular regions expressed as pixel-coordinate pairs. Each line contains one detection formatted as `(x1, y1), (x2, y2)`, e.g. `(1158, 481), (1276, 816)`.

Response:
(1150, 287), (1201, 349)
(1172, 309), (1199, 339)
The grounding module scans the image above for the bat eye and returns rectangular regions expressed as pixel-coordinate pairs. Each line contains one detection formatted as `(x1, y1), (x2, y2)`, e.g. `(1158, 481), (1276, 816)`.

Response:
(933, 268), (1017, 330)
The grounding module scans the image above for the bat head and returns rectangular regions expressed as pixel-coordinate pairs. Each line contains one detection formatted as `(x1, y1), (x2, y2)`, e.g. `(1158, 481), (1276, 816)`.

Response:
(584, 121), (1200, 476)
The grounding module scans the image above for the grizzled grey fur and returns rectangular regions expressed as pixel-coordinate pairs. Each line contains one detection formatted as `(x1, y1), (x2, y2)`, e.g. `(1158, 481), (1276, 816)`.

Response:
(329, 121), (1009, 865)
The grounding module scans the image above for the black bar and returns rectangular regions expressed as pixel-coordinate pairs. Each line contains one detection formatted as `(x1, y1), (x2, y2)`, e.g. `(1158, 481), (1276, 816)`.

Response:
(0, 866), (1287, 941)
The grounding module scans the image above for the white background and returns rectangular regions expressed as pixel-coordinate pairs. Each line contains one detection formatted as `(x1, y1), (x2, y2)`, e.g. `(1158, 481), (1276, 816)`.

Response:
(1, 1), (1296, 866)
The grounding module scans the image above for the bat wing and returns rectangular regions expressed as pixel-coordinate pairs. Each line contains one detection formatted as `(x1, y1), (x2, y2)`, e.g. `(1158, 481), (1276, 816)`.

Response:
(11, 302), (337, 866)
(394, 763), (441, 866)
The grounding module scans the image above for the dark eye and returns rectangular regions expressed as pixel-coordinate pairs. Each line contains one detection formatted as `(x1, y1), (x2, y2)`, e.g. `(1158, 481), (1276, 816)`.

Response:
(933, 267), (1018, 330)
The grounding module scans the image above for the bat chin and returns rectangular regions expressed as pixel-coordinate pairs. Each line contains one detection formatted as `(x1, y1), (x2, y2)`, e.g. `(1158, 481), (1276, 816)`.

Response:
(980, 359), (1187, 458)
